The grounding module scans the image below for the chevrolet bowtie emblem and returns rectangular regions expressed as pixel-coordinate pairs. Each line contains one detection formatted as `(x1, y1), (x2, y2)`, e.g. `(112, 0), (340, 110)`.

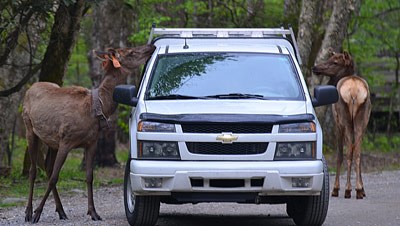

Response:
(216, 133), (238, 144)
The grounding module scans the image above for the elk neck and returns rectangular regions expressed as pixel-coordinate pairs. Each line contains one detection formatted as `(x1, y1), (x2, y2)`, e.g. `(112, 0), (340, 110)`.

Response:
(97, 67), (129, 117)
(327, 66), (355, 87)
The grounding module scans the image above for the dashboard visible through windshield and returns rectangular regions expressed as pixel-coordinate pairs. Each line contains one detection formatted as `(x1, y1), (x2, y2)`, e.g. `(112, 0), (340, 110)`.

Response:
(145, 52), (304, 100)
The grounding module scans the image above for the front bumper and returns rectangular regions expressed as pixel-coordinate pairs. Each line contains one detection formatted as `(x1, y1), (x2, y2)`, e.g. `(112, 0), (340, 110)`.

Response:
(129, 160), (323, 196)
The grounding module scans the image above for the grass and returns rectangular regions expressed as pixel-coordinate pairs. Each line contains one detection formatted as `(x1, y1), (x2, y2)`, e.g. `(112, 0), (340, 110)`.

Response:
(324, 132), (400, 173)
(0, 137), (127, 208)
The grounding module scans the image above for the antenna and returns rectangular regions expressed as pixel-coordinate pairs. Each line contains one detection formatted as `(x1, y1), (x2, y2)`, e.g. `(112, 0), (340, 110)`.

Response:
(183, 39), (189, 49)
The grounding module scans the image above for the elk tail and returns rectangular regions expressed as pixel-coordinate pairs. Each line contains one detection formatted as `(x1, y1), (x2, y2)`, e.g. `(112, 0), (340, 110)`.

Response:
(349, 96), (356, 143)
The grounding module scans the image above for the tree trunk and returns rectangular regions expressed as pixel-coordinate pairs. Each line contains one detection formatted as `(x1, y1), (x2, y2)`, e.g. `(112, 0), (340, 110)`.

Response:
(0, 3), (46, 176)
(85, 0), (135, 168)
(313, 0), (361, 148)
(283, 0), (301, 31)
(39, 0), (85, 85)
(297, 0), (320, 83)
(313, 0), (360, 82)
(296, 0), (361, 148)
(22, 0), (86, 175)
(0, 79), (21, 176)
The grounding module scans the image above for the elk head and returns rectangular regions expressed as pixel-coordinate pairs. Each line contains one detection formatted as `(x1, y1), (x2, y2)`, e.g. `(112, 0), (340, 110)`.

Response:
(94, 44), (156, 71)
(312, 50), (355, 81)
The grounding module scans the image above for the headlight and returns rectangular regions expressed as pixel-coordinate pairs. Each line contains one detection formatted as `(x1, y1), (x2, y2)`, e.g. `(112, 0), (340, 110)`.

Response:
(138, 141), (180, 159)
(274, 142), (316, 160)
(279, 122), (315, 133)
(138, 121), (175, 132)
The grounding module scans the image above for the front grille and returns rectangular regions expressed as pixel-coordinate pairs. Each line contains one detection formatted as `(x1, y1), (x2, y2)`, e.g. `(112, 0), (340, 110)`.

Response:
(181, 123), (273, 133)
(186, 142), (268, 155)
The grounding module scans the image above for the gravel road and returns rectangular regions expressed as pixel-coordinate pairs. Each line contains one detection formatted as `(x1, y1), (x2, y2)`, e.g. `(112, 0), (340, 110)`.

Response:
(1, 170), (400, 226)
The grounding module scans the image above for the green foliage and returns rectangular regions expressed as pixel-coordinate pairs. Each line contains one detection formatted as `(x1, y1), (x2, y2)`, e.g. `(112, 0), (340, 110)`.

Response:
(363, 133), (400, 153)
(65, 36), (91, 87)
(345, 0), (400, 84)
(117, 105), (131, 135)
(0, 0), (55, 60)
(127, 0), (285, 45)
(345, 0), (400, 137)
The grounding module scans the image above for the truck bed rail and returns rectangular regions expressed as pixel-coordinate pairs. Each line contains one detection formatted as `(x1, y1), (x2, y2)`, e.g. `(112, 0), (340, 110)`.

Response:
(147, 26), (302, 64)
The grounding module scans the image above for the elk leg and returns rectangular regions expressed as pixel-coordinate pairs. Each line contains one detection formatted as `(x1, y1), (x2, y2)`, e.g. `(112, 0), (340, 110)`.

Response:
(25, 132), (39, 222)
(32, 145), (70, 223)
(45, 148), (68, 219)
(332, 136), (343, 197)
(354, 132), (364, 199)
(85, 143), (102, 221)
(356, 108), (369, 198)
(359, 161), (366, 197)
(344, 143), (353, 199)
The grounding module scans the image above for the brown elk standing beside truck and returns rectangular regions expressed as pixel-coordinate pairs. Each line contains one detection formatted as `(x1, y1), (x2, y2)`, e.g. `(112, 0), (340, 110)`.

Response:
(22, 44), (155, 223)
(313, 51), (371, 199)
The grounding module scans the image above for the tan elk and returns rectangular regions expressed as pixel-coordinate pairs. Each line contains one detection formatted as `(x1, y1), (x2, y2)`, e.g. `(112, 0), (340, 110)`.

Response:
(22, 44), (155, 223)
(312, 51), (371, 199)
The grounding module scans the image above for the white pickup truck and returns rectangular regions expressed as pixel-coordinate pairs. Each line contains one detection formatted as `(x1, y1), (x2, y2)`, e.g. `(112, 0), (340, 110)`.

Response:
(113, 27), (338, 226)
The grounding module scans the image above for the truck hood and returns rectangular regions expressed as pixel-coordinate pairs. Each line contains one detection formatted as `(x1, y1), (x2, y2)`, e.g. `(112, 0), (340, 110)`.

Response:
(144, 100), (308, 116)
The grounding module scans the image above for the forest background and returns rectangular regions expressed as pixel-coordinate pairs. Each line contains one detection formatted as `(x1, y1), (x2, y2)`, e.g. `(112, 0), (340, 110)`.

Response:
(0, 0), (399, 206)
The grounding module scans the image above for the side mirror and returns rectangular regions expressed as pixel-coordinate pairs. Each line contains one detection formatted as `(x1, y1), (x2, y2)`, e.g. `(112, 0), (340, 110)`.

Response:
(113, 85), (138, 106)
(312, 85), (338, 107)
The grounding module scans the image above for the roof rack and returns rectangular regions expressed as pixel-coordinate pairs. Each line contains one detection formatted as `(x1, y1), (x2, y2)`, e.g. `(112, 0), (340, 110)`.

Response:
(147, 26), (302, 65)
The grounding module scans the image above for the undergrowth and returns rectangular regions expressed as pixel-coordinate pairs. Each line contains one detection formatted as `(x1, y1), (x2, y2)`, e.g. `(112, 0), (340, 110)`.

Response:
(0, 137), (127, 208)
(325, 132), (400, 173)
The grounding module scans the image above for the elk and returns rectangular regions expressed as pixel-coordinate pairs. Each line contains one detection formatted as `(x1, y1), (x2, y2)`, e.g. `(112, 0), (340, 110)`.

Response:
(312, 51), (371, 199)
(22, 44), (155, 223)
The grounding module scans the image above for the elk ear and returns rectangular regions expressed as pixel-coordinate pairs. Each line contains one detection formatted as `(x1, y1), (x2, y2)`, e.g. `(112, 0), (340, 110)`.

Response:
(106, 48), (121, 68)
(343, 51), (353, 66)
(111, 55), (121, 68)
(93, 50), (110, 61)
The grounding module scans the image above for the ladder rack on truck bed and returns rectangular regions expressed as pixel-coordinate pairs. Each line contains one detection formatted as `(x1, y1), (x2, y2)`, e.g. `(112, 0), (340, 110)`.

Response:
(147, 27), (302, 64)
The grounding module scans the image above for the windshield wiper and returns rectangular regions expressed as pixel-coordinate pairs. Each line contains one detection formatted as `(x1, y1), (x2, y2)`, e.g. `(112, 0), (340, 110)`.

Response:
(205, 93), (265, 99)
(147, 94), (209, 100)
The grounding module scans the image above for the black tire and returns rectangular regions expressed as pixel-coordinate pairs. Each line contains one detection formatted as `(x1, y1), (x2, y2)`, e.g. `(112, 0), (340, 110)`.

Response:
(286, 156), (329, 226)
(124, 159), (160, 226)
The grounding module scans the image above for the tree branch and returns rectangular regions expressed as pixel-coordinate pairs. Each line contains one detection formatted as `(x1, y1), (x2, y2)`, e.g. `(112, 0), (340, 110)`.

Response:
(0, 62), (42, 97)
(0, 9), (34, 66)
(217, 1), (239, 27)
(359, 7), (400, 19)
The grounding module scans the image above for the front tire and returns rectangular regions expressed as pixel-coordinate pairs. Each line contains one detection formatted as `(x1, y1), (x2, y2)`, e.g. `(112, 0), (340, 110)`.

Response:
(286, 156), (329, 226)
(124, 159), (160, 226)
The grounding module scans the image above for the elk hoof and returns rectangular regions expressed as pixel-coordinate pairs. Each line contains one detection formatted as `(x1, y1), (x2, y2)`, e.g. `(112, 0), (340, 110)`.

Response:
(25, 213), (32, 222)
(344, 189), (352, 199)
(25, 208), (32, 222)
(31, 210), (42, 224)
(331, 188), (339, 197)
(91, 214), (102, 221)
(356, 188), (365, 199)
(87, 210), (102, 221)
(57, 209), (68, 220)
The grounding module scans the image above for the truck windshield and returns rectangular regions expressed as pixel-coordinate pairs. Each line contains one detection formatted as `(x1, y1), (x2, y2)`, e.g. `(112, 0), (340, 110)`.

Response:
(146, 52), (304, 100)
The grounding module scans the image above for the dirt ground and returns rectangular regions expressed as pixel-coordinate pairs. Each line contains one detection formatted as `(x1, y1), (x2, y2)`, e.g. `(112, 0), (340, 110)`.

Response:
(1, 151), (400, 226)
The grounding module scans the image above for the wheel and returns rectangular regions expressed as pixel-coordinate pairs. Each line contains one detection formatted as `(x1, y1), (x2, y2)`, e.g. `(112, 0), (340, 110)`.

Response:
(286, 156), (329, 226)
(124, 159), (160, 226)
